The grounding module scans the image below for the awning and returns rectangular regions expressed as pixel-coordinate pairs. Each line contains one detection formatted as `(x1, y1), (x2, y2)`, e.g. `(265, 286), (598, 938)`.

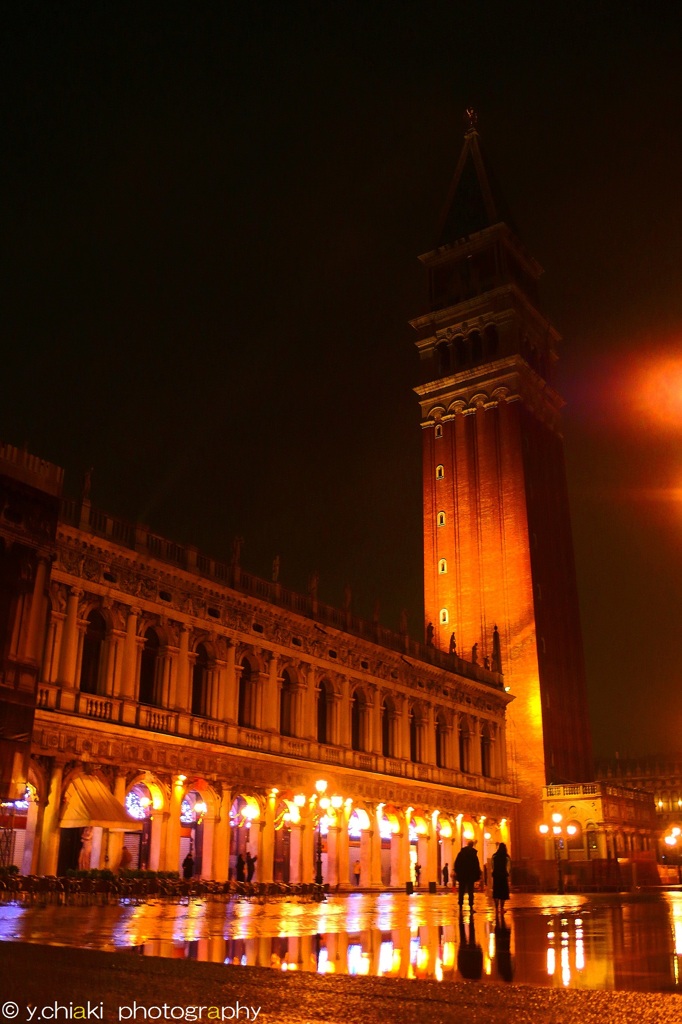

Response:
(60, 776), (141, 831)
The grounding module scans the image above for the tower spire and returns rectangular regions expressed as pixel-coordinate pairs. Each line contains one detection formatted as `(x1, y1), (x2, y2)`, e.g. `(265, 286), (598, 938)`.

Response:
(436, 109), (511, 246)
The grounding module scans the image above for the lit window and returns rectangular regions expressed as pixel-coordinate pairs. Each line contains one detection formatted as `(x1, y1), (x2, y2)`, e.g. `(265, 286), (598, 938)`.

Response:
(438, 559), (447, 574)
(436, 464), (444, 480)
(435, 424), (443, 439)
(440, 608), (449, 625)
(437, 511), (446, 527)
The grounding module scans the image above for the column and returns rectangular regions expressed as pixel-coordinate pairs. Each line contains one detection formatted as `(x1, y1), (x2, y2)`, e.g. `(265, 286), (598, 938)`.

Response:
(339, 678), (351, 748)
(424, 705), (436, 764)
(471, 718), (482, 774)
(200, 814), (215, 879)
(302, 665), (316, 739)
(260, 792), (276, 884)
(223, 643), (237, 723)
(326, 826), (339, 887)
(57, 589), (82, 688)
(108, 773), (127, 870)
(399, 696), (411, 762)
(37, 762), (63, 876)
(162, 775), (184, 873)
(175, 626), (191, 711)
(110, 629), (126, 697)
(23, 556), (49, 663)
(371, 688), (382, 754)
(360, 828), (372, 886)
(370, 824), (383, 888)
(213, 658), (227, 721)
(119, 607), (140, 700)
(301, 821), (314, 882)
(289, 823), (303, 884)
(212, 788), (230, 882)
(263, 654), (279, 732)
(425, 828), (437, 887)
(337, 810), (350, 888)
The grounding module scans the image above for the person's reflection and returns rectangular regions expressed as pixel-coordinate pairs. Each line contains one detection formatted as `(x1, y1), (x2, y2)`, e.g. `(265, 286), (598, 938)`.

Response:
(495, 922), (513, 983)
(457, 916), (483, 980)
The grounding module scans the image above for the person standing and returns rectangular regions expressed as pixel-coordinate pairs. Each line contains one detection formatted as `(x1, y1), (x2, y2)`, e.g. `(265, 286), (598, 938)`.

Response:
(492, 842), (511, 919)
(353, 860), (361, 886)
(454, 840), (481, 913)
(442, 863), (449, 887)
(182, 851), (194, 880)
(236, 853), (246, 882)
(246, 852), (258, 882)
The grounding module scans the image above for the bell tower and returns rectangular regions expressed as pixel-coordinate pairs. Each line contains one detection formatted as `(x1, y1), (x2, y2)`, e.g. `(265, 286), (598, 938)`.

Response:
(412, 112), (593, 857)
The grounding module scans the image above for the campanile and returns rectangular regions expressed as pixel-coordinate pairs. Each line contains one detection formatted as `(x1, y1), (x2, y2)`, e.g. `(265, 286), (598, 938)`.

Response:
(412, 112), (593, 857)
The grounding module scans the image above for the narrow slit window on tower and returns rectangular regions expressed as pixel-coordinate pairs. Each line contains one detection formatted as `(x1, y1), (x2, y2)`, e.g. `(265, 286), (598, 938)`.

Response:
(437, 511), (446, 527)
(438, 558), (447, 574)
(436, 464), (444, 480)
(434, 423), (443, 439)
(440, 608), (449, 625)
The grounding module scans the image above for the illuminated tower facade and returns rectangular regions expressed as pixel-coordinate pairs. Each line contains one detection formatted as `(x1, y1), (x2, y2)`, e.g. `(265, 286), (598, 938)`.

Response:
(412, 114), (593, 857)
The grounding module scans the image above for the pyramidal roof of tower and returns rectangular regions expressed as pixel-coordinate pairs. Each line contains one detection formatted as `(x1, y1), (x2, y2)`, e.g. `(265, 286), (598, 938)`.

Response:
(436, 111), (517, 247)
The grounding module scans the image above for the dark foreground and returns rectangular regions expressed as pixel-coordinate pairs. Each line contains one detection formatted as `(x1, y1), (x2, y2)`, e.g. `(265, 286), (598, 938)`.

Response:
(1, 942), (681, 1024)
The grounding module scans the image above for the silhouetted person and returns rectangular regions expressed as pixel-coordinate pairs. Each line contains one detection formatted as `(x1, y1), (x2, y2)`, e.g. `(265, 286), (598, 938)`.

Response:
(182, 852), (194, 880)
(414, 863), (422, 887)
(236, 853), (246, 882)
(246, 852), (257, 882)
(454, 840), (481, 913)
(449, 632), (456, 655)
(457, 916), (483, 980)
(442, 863), (449, 887)
(492, 841), (511, 918)
(354, 860), (361, 886)
(495, 921), (513, 982)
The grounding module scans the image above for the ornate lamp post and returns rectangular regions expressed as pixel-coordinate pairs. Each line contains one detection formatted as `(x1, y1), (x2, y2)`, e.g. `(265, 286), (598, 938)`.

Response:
(539, 813), (577, 894)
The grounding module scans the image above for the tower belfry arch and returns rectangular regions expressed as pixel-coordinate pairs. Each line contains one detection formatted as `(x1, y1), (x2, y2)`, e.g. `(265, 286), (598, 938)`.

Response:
(412, 112), (593, 858)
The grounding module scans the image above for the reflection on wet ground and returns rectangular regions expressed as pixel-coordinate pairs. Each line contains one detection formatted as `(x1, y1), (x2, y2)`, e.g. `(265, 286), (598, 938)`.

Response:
(2, 891), (682, 992)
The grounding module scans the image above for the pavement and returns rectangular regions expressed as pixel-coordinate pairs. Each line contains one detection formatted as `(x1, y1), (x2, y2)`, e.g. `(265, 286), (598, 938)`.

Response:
(1, 941), (681, 1024)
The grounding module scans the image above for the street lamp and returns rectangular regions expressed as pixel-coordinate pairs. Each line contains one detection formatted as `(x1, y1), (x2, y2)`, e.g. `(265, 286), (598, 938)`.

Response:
(664, 827), (682, 883)
(539, 813), (577, 894)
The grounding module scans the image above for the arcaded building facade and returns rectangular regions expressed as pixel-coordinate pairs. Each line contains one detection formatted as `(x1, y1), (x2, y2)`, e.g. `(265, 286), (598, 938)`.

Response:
(1, 442), (516, 886)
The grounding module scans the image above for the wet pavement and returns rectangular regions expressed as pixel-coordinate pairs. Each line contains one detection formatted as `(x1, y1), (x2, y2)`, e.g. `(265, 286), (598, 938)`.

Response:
(2, 890), (682, 993)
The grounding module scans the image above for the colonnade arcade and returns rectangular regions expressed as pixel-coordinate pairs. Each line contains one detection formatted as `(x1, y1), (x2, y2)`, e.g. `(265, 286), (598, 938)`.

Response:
(22, 761), (510, 889)
(39, 588), (507, 781)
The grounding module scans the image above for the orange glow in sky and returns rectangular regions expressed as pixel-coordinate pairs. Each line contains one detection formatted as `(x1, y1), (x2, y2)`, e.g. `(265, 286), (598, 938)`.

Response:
(630, 348), (682, 431)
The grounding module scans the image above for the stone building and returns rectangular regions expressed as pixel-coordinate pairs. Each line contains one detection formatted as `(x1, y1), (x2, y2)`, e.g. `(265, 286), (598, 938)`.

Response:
(412, 112), (593, 857)
(1, 441), (516, 886)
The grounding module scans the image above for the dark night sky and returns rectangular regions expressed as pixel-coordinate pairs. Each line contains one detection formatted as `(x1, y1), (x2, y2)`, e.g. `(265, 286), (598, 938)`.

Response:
(2, 2), (681, 759)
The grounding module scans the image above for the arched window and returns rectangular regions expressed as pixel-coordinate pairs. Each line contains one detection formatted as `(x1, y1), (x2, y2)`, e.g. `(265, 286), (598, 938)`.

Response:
(440, 608), (449, 625)
(459, 719), (471, 773)
(437, 511), (446, 527)
(438, 558), (447, 574)
(238, 658), (256, 728)
(469, 330), (482, 363)
(80, 610), (106, 695)
(381, 696), (395, 758)
(317, 678), (332, 744)
(454, 335), (467, 368)
(280, 669), (295, 736)
(191, 643), (210, 717)
(436, 464), (445, 480)
(139, 629), (161, 707)
(437, 341), (451, 376)
(351, 688), (367, 752)
(435, 711), (447, 768)
(434, 423), (443, 439)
